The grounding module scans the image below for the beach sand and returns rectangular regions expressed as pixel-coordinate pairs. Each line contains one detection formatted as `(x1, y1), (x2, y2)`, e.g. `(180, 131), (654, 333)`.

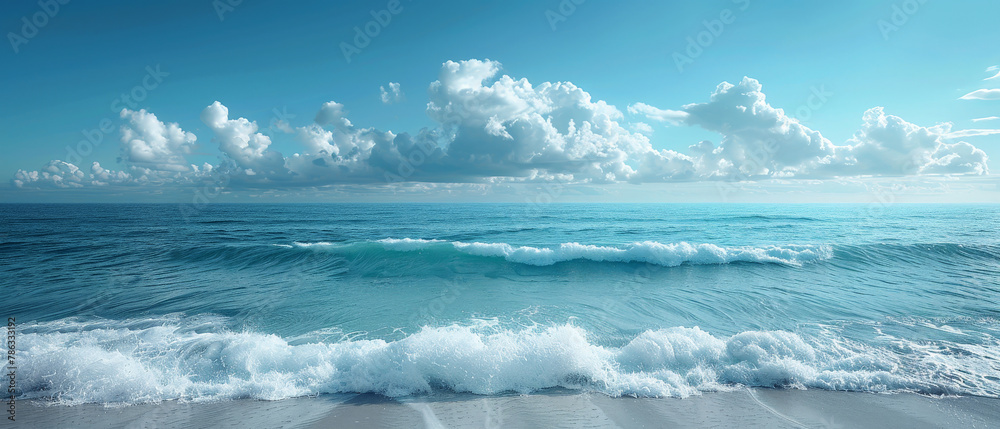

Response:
(15, 388), (1000, 428)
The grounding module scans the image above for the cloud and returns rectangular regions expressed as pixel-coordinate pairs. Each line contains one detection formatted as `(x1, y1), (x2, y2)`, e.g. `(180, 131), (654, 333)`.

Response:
(283, 110), (402, 185)
(985, 66), (1000, 81)
(201, 101), (288, 177)
(671, 77), (838, 179)
(946, 129), (1000, 138)
(835, 107), (988, 175)
(423, 59), (664, 183)
(10, 60), (993, 193)
(380, 82), (403, 104)
(119, 108), (197, 172)
(630, 122), (654, 135)
(627, 102), (687, 125)
(295, 124), (338, 157)
(972, 116), (999, 122)
(89, 162), (135, 186)
(12, 161), (141, 189)
(12, 160), (86, 188)
(314, 101), (353, 130)
(636, 78), (988, 178)
(959, 89), (1000, 100)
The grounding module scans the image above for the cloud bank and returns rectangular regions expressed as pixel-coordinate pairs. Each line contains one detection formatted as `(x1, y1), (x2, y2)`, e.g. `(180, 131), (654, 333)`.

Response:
(11, 59), (991, 191)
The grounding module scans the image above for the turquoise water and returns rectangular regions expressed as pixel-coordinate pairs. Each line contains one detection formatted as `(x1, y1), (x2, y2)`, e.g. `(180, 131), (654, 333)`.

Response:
(2, 204), (999, 403)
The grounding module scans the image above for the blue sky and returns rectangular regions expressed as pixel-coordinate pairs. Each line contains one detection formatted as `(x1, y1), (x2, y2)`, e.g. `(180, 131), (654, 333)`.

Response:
(2, 0), (999, 202)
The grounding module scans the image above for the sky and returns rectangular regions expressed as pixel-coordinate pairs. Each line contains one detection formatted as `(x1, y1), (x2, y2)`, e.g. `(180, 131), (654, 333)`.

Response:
(2, 0), (999, 203)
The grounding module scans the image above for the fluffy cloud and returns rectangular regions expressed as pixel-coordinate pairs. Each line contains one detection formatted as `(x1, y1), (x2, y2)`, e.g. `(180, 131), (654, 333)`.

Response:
(13, 161), (139, 189)
(284, 114), (402, 185)
(90, 162), (135, 186)
(637, 77), (988, 178)
(380, 82), (403, 104)
(119, 109), (197, 172)
(10, 60), (993, 193)
(424, 59), (664, 182)
(314, 101), (353, 130)
(674, 77), (838, 179)
(834, 107), (988, 175)
(201, 101), (288, 177)
(12, 160), (86, 188)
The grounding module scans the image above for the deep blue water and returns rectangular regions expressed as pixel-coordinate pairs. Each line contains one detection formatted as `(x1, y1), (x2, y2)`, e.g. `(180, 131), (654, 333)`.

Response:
(2, 203), (999, 403)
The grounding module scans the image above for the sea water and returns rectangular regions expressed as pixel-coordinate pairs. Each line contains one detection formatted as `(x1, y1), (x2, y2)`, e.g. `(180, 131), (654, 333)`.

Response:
(2, 203), (998, 404)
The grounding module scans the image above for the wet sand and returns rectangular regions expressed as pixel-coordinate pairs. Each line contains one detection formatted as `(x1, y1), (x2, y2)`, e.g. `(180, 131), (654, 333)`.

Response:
(15, 388), (1000, 428)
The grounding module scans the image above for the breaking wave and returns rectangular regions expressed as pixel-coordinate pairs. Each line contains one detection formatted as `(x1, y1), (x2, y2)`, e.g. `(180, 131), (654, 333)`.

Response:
(14, 317), (1000, 405)
(292, 239), (834, 267)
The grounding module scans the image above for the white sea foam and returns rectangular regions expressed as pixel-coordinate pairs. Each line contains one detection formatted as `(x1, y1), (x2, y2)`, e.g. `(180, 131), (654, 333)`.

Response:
(292, 241), (336, 248)
(371, 239), (833, 267)
(15, 318), (997, 405)
(377, 238), (448, 251)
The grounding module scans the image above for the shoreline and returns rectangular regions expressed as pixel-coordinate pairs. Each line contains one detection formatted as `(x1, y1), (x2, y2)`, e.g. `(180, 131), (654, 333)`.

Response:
(14, 389), (1000, 428)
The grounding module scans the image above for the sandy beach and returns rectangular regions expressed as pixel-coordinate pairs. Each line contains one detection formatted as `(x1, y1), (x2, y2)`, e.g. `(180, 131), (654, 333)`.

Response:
(14, 389), (1000, 428)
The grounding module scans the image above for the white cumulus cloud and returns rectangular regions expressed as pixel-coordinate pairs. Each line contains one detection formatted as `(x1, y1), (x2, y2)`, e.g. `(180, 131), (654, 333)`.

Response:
(201, 101), (288, 177)
(10, 60), (993, 193)
(380, 82), (403, 104)
(834, 107), (988, 176)
(119, 108), (197, 172)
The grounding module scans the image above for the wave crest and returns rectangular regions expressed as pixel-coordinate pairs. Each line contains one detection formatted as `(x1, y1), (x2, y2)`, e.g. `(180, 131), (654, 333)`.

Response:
(15, 318), (998, 404)
(333, 239), (835, 267)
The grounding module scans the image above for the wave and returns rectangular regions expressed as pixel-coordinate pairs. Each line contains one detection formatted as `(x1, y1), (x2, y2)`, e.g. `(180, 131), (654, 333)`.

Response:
(718, 215), (822, 222)
(14, 317), (999, 405)
(293, 239), (834, 267)
(160, 240), (1000, 275)
(836, 243), (1000, 265)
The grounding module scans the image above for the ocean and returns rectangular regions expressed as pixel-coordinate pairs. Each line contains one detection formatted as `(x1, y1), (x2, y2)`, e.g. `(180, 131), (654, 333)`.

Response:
(2, 203), (999, 405)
